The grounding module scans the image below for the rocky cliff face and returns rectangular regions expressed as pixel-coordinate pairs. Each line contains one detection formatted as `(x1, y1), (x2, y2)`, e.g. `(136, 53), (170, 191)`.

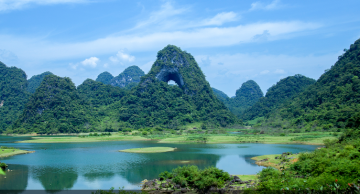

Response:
(110, 66), (144, 89)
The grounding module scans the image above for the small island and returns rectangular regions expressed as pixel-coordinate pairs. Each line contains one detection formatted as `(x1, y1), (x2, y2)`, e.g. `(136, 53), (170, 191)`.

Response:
(119, 147), (176, 153)
(0, 146), (35, 158)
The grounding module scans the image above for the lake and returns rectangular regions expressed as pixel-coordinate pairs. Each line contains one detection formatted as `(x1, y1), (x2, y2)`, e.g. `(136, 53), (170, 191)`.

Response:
(0, 135), (318, 191)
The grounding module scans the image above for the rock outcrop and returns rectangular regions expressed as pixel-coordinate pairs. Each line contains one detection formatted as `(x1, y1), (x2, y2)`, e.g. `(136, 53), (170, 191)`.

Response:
(110, 66), (144, 89)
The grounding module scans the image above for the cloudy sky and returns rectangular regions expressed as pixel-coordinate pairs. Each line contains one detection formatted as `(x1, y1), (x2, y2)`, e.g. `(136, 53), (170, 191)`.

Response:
(0, 0), (359, 96)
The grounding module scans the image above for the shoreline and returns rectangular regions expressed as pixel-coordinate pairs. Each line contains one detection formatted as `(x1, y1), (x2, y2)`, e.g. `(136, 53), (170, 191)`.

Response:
(0, 149), (35, 158)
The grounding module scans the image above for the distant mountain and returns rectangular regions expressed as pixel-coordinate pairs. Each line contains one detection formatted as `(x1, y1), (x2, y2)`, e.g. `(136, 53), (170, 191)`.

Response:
(224, 80), (263, 117)
(95, 71), (113, 85)
(13, 75), (95, 134)
(0, 61), (29, 132)
(211, 87), (229, 103)
(77, 79), (128, 107)
(107, 45), (237, 128)
(262, 38), (360, 130)
(110, 66), (145, 89)
(27, 71), (53, 93)
(241, 75), (316, 121)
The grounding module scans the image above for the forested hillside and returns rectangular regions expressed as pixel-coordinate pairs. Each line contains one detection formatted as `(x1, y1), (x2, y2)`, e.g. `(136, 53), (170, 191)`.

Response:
(27, 71), (53, 93)
(242, 75), (315, 121)
(0, 61), (29, 133)
(12, 75), (95, 134)
(106, 45), (237, 128)
(77, 79), (128, 107)
(224, 80), (263, 117)
(211, 87), (229, 103)
(110, 66), (144, 89)
(95, 71), (113, 85)
(260, 38), (360, 130)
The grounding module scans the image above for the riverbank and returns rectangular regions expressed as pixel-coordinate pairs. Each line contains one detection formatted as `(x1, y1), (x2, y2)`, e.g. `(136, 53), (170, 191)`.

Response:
(251, 153), (300, 169)
(119, 147), (176, 153)
(13, 132), (338, 145)
(0, 149), (35, 158)
(16, 134), (148, 143)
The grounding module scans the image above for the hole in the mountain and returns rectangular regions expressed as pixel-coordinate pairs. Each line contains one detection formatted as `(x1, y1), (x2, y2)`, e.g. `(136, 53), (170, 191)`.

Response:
(168, 80), (178, 86)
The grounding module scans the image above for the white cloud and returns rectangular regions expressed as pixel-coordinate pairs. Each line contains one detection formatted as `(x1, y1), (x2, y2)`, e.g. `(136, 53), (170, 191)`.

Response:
(274, 69), (286, 74)
(250, 0), (282, 11)
(200, 12), (238, 26)
(109, 50), (135, 64)
(0, 0), (90, 12)
(0, 21), (321, 62)
(260, 70), (270, 74)
(81, 57), (99, 67)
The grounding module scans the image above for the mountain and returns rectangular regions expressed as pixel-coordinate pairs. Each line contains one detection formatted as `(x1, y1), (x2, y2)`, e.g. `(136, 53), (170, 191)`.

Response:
(13, 75), (95, 134)
(77, 79), (128, 107)
(212, 87), (229, 103)
(95, 71), (113, 85)
(110, 66), (145, 89)
(262, 38), (360, 130)
(224, 80), (263, 117)
(107, 45), (237, 128)
(27, 71), (53, 93)
(0, 61), (30, 132)
(241, 75), (316, 121)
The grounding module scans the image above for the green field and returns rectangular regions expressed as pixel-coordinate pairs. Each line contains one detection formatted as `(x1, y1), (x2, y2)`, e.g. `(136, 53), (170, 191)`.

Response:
(0, 149), (35, 157)
(119, 147), (176, 153)
(16, 134), (149, 143)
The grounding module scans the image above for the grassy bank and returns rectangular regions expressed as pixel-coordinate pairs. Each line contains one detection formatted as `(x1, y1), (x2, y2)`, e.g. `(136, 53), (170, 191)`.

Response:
(0, 149), (35, 157)
(17, 134), (149, 143)
(14, 131), (338, 145)
(119, 147), (176, 153)
(251, 153), (300, 169)
(158, 132), (338, 145)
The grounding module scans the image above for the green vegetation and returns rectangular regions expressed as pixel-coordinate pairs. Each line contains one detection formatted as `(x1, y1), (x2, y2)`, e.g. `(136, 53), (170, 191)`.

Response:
(0, 61), (30, 133)
(257, 38), (360, 131)
(224, 80), (263, 118)
(211, 87), (229, 103)
(110, 66), (145, 89)
(242, 75), (316, 121)
(106, 45), (237, 128)
(77, 79), (128, 107)
(0, 146), (34, 157)
(256, 129), (360, 192)
(119, 147), (176, 153)
(27, 71), (53, 93)
(251, 153), (299, 169)
(96, 71), (114, 85)
(12, 74), (96, 134)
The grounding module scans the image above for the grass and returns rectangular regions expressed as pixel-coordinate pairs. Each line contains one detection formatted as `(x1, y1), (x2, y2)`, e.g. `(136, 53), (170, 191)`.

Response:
(0, 149), (35, 157)
(119, 147), (176, 153)
(16, 134), (149, 143)
(251, 153), (300, 169)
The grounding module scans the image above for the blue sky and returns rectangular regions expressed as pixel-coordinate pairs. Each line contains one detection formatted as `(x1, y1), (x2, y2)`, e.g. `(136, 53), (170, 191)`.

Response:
(0, 0), (360, 96)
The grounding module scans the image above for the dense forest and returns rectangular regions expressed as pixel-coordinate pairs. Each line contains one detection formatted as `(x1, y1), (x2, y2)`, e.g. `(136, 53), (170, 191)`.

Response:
(0, 62), (29, 133)
(27, 71), (53, 93)
(256, 38), (360, 131)
(1, 38), (360, 133)
(223, 80), (263, 117)
(241, 75), (316, 121)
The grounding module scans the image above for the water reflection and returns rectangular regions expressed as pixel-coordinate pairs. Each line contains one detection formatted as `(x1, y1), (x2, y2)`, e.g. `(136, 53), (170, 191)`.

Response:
(32, 167), (78, 191)
(0, 164), (28, 193)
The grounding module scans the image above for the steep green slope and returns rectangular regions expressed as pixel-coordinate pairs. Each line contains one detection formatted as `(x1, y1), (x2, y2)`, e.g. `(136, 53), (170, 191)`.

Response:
(225, 80), (263, 117)
(95, 71), (113, 85)
(211, 87), (229, 103)
(27, 71), (53, 93)
(263, 38), (360, 130)
(242, 75), (315, 121)
(108, 45), (237, 128)
(13, 75), (95, 134)
(77, 79), (128, 107)
(0, 61), (29, 132)
(110, 66), (145, 89)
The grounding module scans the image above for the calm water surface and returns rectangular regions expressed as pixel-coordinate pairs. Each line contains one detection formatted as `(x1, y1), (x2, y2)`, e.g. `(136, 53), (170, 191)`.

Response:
(0, 135), (318, 191)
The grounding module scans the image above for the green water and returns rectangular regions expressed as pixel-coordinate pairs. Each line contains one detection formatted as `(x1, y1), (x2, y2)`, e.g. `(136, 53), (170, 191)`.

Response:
(0, 135), (318, 191)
